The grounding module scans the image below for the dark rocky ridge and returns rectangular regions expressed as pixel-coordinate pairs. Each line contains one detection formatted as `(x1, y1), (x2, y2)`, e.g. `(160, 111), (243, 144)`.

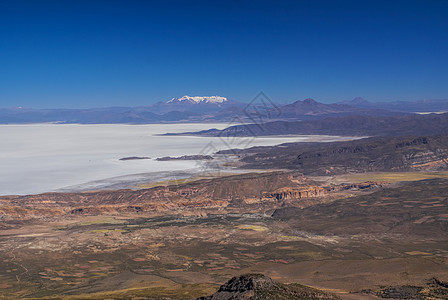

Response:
(219, 135), (448, 175)
(175, 112), (448, 137)
(196, 274), (340, 300)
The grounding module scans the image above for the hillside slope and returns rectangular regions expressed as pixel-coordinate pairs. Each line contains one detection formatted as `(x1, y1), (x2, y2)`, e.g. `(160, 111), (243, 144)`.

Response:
(272, 178), (448, 239)
(219, 135), (448, 175)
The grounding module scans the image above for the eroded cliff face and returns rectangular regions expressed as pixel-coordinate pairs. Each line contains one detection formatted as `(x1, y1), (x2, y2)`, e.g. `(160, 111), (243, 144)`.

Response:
(267, 186), (327, 201)
(0, 172), (326, 219)
(408, 150), (448, 170)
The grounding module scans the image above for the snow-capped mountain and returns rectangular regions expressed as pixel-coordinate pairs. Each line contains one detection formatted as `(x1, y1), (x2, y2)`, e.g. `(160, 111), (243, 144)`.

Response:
(167, 95), (228, 104)
(147, 95), (242, 114)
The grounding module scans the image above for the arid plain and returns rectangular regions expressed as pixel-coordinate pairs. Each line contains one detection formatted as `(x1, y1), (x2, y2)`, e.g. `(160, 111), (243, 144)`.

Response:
(1, 166), (447, 299)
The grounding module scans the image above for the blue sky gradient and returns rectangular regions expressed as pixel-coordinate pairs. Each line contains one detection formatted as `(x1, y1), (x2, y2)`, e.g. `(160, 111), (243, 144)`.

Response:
(1, 0), (447, 108)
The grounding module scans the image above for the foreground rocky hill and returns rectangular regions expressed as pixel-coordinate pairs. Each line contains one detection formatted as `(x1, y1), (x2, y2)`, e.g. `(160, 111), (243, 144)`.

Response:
(220, 135), (448, 175)
(196, 274), (340, 300)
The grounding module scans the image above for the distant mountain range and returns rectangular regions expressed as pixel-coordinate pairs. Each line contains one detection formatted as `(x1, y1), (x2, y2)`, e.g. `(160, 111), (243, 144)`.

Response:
(0, 96), (447, 124)
(0, 95), (241, 124)
(274, 98), (401, 119)
(339, 97), (448, 113)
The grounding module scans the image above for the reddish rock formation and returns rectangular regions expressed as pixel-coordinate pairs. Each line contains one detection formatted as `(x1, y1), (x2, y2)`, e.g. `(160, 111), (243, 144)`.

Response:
(267, 186), (327, 201)
(0, 172), (326, 219)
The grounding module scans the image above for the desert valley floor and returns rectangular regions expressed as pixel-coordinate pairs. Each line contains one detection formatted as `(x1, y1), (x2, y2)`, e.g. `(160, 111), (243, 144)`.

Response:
(1, 170), (447, 299)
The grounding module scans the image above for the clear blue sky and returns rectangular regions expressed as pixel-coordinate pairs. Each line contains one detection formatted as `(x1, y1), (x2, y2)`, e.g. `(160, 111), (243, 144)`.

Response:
(0, 0), (447, 108)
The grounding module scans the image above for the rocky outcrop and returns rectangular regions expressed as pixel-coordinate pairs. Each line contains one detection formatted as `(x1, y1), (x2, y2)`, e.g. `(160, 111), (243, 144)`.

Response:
(328, 181), (387, 192)
(196, 274), (340, 300)
(362, 277), (448, 299)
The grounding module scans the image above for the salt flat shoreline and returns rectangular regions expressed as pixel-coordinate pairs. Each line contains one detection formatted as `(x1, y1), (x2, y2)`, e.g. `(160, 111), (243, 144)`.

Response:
(0, 123), (359, 196)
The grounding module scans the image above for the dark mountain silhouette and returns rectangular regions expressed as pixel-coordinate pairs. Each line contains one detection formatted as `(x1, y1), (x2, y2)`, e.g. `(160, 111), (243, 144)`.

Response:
(178, 112), (448, 137)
